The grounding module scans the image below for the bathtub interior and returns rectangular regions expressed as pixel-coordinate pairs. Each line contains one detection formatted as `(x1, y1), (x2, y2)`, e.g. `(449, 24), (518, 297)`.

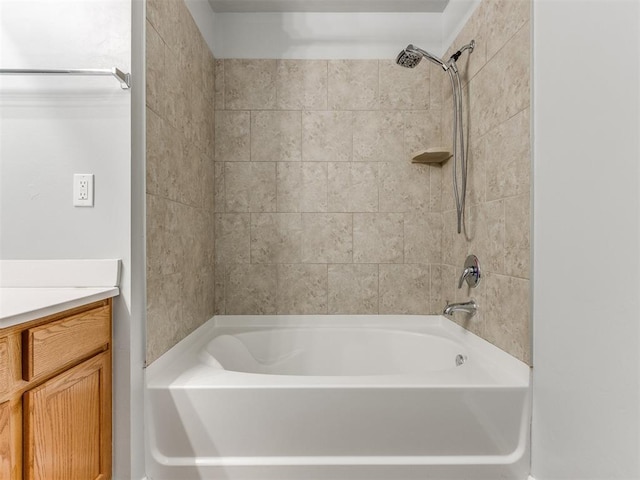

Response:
(202, 327), (470, 375)
(146, 315), (531, 480)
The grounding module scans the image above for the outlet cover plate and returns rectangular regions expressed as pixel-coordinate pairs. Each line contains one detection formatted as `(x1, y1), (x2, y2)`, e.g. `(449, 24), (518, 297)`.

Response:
(73, 174), (94, 207)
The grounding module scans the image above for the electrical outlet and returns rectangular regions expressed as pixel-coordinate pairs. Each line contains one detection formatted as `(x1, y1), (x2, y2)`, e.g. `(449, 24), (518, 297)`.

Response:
(73, 174), (94, 207)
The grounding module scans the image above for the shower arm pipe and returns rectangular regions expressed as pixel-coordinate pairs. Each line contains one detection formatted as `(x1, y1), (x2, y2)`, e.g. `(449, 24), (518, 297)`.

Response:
(0, 67), (131, 89)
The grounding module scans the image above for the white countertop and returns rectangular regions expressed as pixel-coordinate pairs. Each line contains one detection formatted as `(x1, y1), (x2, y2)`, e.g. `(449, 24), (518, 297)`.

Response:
(0, 287), (120, 329)
(0, 259), (121, 329)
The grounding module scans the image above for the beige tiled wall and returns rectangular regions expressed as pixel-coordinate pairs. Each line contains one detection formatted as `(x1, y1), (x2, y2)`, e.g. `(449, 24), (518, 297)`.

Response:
(440, 0), (532, 364)
(214, 59), (444, 316)
(213, 0), (531, 365)
(145, 0), (216, 364)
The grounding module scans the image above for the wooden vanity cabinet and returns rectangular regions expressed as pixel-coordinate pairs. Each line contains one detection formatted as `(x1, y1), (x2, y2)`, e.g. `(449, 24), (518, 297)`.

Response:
(0, 299), (112, 480)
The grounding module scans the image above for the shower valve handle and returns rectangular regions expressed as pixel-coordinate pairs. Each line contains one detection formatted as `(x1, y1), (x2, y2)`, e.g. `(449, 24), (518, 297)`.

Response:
(458, 255), (481, 289)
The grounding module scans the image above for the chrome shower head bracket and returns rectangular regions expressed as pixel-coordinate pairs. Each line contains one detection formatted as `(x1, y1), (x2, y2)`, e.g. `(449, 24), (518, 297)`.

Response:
(449, 39), (476, 63)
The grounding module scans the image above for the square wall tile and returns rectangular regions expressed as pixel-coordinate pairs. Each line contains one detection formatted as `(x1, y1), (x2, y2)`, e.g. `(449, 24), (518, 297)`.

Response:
(328, 264), (378, 314)
(276, 60), (328, 110)
(178, 205), (209, 274)
(224, 162), (276, 212)
(430, 59), (445, 110)
(328, 162), (378, 213)
(214, 59), (225, 109)
(224, 59), (277, 110)
(441, 209), (467, 267)
(300, 163), (328, 212)
(470, 22), (530, 138)
(429, 164), (442, 213)
(430, 264), (456, 315)
(379, 264), (430, 314)
(302, 111), (353, 163)
(215, 111), (250, 162)
(485, 107), (530, 201)
(379, 162), (431, 213)
(161, 45), (183, 130)
(353, 213), (404, 264)
(379, 59), (430, 110)
(181, 267), (215, 333)
(213, 162), (225, 212)
(505, 194), (530, 279)
(404, 212), (443, 264)
(301, 213), (353, 263)
(277, 162), (328, 212)
(404, 110), (443, 162)
(214, 213), (250, 264)
(251, 111), (302, 162)
(213, 264), (226, 315)
(353, 111), (404, 163)
(146, 20), (165, 116)
(225, 264), (277, 314)
(180, 142), (205, 207)
(276, 162), (302, 212)
(251, 213), (302, 263)
(466, 200), (505, 274)
(277, 264), (328, 314)
(146, 272), (183, 364)
(146, 194), (180, 277)
(485, 0), (530, 60)
(146, 107), (178, 198)
(484, 273), (531, 364)
(328, 60), (379, 110)
(464, 128), (487, 207)
(202, 46), (216, 106)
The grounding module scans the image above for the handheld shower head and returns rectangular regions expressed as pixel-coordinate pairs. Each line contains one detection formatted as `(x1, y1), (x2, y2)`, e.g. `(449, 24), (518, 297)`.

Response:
(396, 44), (448, 71)
(396, 47), (422, 68)
(396, 38), (476, 235)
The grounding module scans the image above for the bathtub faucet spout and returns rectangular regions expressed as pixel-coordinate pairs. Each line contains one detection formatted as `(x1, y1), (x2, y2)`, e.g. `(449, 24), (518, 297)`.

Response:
(443, 299), (478, 317)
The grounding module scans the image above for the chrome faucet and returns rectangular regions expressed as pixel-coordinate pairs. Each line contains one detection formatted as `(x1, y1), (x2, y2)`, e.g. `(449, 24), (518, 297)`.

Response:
(443, 299), (478, 317)
(458, 255), (481, 289)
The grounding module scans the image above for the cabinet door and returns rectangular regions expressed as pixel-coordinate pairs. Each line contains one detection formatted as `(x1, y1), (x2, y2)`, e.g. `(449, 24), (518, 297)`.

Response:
(23, 352), (111, 480)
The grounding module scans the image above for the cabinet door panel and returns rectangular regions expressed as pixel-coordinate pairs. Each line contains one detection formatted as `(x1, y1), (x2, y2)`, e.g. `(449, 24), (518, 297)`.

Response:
(0, 338), (9, 395)
(0, 400), (11, 478)
(0, 399), (20, 480)
(24, 353), (111, 480)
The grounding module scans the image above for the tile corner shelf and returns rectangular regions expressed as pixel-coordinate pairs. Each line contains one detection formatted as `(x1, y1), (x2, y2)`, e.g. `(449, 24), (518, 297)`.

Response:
(411, 147), (452, 164)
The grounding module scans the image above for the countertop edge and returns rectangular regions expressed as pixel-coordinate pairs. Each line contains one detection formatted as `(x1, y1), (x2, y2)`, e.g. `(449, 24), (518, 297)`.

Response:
(0, 287), (120, 330)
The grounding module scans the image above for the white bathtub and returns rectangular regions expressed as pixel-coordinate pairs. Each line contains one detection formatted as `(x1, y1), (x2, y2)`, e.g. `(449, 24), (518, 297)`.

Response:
(146, 315), (530, 480)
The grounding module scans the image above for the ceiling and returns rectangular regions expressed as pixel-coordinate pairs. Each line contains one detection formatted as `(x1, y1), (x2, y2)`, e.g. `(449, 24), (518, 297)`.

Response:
(207, 0), (450, 13)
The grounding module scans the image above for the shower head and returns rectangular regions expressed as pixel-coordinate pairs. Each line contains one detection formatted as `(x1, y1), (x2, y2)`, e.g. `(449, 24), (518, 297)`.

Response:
(396, 44), (448, 71)
(396, 47), (422, 68)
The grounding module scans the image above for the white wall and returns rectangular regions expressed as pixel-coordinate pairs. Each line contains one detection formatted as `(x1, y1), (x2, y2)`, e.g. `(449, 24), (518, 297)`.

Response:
(532, 1), (640, 478)
(0, 0), (130, 259)
(0, 0), (141, 477)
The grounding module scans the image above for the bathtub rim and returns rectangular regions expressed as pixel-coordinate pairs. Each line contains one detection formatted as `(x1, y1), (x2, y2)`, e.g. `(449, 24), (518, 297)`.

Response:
(146, 315), (530, 388)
